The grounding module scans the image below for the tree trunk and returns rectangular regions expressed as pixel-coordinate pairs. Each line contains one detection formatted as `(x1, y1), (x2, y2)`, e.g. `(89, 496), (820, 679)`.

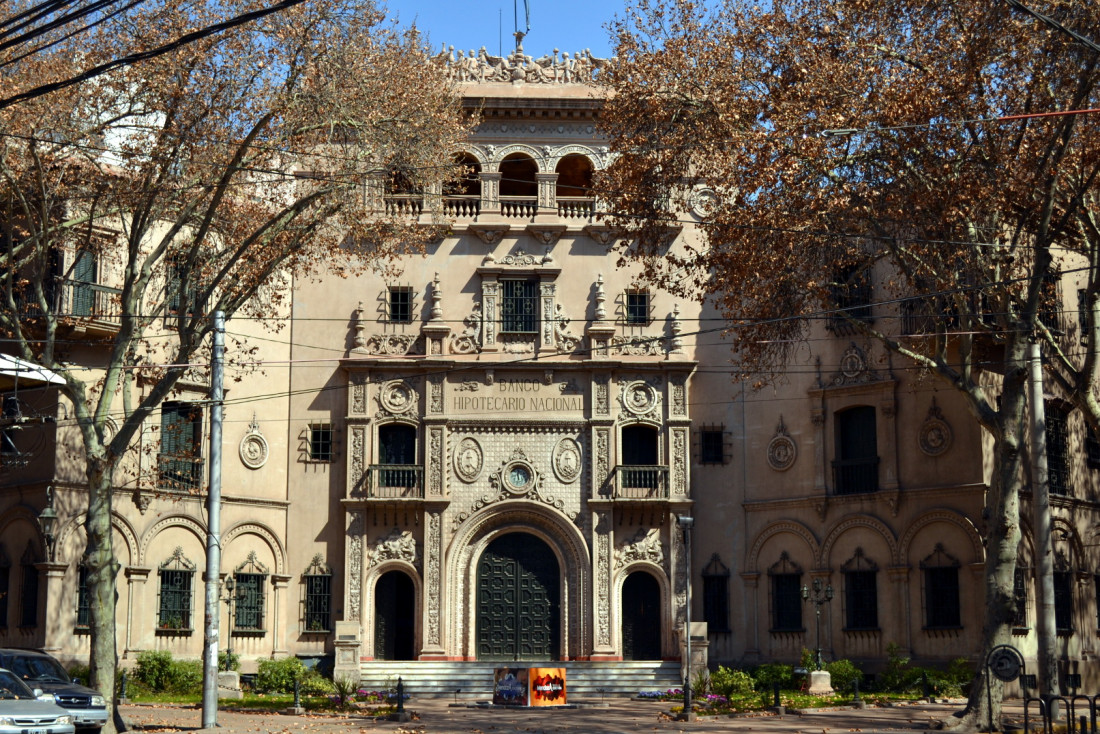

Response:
(85, 460), (125, 733)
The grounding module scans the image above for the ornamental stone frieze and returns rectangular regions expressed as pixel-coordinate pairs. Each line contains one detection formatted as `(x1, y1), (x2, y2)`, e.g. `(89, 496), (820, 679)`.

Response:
(368, 528), (420, 571)
(435, 42), (613, 86)
(609, 335), (666, 356)
(451, 304), (482, 354)
(614, 527), (665, 569)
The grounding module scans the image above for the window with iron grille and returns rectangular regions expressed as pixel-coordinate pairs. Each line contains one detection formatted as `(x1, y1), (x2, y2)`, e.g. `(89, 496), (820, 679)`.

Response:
(309, 424), (333, 462)
(842, 548), (878, 630)
(921, 544), (961, 629)
(303, 555), (331, 633)
(700, 428), (726, 465)
(76, 565), (90, 629)
(159, 402), (203, 491)
(1054, 570), (1073, 633)
(233, 552), (269, 632)
(388, 286), (413, 323)
(702, 554), (730, 633)
(625, 289), (650, 325)
(501, 279), (538, 333)
(165, 257), (200, 324)
(768, 553), (803, 632)
(157, 547), (195, 631)
(1013, 565), (1029, 629)
(1039, 270), (1063, 334)
(1047, 403), (1069, 495)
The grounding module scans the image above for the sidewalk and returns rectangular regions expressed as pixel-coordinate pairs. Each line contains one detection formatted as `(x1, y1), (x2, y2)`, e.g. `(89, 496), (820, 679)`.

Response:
(120, 698), (1023, 734)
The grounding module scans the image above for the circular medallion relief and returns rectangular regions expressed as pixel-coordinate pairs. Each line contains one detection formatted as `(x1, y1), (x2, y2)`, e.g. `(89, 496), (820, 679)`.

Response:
(767, 435), (797, 471)
(552, 437), (582, 483)
(690, 187), (719, 218)
(623, 381), (658, 416)
(453, 437), (483, 483)
(380, 381), (417, 414)
(840, 350), (865, 379)
(239, 432), (269, 469)
(918, 418), (952, 457)
(503, 461), (535, 495)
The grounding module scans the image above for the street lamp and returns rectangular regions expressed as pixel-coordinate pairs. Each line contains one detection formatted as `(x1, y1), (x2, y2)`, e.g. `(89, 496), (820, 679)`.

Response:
(37, 486), (58, 562)
(676, 515), (694, 721)
(220, 576), (240, 670)
(801, 578), (834, 670)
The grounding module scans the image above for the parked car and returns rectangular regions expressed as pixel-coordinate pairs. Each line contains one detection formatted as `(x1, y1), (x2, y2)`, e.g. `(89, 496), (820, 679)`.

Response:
(0, 650), (106, 733)
(0, 667), (75, 734)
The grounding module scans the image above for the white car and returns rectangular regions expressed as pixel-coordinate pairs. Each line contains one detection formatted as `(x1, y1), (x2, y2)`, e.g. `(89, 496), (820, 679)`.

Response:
(0, 668), (75, 734)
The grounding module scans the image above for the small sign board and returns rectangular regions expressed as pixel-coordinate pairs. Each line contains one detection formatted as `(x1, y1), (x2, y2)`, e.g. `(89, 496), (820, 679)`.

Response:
(529, 667), (567, 706)
(492, 668), (528, 706)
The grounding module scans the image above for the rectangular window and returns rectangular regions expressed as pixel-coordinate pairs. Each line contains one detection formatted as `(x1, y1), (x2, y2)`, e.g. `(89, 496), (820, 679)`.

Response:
(1013, 566), (1029, 629)
(309, 424), (333, 462)
(166, 258), (198, 321)
(304, 574), (331, 633)
(19, 563), (38, 627)
(625, 289), (650, 325)
(1054, 570), (1073, 633)
(387, 286), (413, 323)
(700, 429), (725, 465)
(159, 402), (203, 491)
(703, 575), (729, 633)
(923, 567), (961, 628)
(76, 566), (90, 629)
(844, 570), (878, 630)
(770, 574), (803, 631)
(501, 279), (538, 333)
(0, 565), (8, 627)
(158, 568), (193, 630)
(1047, 404), (1069, 495)
(234, 573), (265, 631)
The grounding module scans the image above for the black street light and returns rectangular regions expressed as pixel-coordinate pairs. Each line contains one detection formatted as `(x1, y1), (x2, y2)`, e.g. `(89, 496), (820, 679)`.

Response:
(801, 578), (834, 671)
(37, 486), (58, 562)
(220, 576), (242, 670)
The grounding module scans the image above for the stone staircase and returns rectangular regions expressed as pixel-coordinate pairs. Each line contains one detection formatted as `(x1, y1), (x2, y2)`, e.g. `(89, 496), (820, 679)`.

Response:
(358, 660), (683, 700)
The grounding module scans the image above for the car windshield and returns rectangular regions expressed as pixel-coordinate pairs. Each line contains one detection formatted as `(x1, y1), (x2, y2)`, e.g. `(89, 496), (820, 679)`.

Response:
(7, 656), (69, 683)
(0, 670), (35, 699)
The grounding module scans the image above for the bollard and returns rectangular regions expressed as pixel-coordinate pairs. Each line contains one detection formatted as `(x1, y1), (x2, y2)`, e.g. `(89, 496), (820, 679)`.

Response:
(773, 681), (781, 708)
(922, 673), (932, 701)
(396, 677), (405, 714)
(853, 678), (861, 703)
(293, 676), (301, 709)
(119, 671), (128, 701)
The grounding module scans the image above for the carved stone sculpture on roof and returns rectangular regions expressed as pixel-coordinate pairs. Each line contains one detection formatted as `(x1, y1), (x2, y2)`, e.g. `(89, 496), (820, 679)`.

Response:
(434, 40), (614, 85)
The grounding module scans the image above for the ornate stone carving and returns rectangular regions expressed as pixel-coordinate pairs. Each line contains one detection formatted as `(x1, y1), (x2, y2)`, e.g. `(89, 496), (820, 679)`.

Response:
(238, 413), (269, 469)
(595, 427), (610, 487)
(429, 272), (443, 321)
(595, 375), (609, 415)
(470, 225), (509, 245)
(429, 375), (444, 414)
(350, 426), (366, 493)
(490, 447), (541, 497)
(621, 380), (661, 418)
(497, 248), (544, 266)
(436, 43), (612, 85)
(351, 302), (366, 350)
(552, 437), (582, 483)
(429, 427), (444, 495)
(767, 416), (797, 472)
(690, 187), (719, 217)
(456, 380), (481, 392)
(501, 335), (535, 353)
(669, 304), (684, 354)
(555, 304), (581, 352)
(828, 342), (879, 386)
(360, 333), (422, 356)
(919, 398), (952, 456)
(615, 528), (665, 568)
(526, 226), (566, 246)
(426, 512), (442, 645)
(671, 375), (686, 416)
(351, 375), (366, 414)
(609, 335), (665, 356)
(672, 429), (687, 494)
(347, 513), (363, 620)
(559, 379), (581, 394)
(451, 304), (482, 354)
(454, 436), (484, 483)
(369, 527), (419, 569)
(594, 273), (608, 320)
(379, 381), (417, 415)
(596, 522), (610, 646)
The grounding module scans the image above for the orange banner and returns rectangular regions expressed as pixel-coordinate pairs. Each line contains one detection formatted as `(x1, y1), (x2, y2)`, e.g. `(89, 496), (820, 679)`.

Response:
(528, 667), (567, 706)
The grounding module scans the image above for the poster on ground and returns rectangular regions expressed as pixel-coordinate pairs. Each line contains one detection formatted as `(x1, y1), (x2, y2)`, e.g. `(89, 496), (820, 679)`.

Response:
(529, 667), (567, 706)
(492, 668), (529, 706)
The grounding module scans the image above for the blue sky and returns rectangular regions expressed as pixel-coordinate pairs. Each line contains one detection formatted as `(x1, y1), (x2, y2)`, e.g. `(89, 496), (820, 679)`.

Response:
(384, 0), (620, 60)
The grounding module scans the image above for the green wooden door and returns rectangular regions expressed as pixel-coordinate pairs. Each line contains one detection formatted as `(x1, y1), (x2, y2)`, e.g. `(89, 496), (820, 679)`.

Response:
(477, 533), (559, 661)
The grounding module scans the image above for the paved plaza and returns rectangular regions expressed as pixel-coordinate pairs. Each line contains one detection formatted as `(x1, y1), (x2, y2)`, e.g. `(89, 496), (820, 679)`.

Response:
(119, 698), (1029, 734)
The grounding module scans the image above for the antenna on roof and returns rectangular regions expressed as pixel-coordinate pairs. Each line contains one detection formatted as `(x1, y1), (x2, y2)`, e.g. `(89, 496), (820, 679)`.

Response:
(513, 0), (530, 51)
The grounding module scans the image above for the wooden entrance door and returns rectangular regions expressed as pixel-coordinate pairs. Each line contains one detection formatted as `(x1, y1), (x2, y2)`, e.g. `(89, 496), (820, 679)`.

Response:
(476, 533), (560, 661)
(622, 571), (662, 660)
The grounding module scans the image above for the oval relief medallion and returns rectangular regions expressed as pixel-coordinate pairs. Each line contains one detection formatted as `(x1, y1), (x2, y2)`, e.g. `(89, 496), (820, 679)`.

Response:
(380, 381), (417, 415)
(239, 433), (269, 469)
(623, 381), (658, 416)
(552, 437), (582, 483)
(767, 435), (797, 471)
(918, 418), (952, 456)
(453, 437), (483, 483)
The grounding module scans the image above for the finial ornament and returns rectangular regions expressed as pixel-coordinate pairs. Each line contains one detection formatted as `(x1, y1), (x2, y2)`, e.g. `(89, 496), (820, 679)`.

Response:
(595, 274), (607, 321)
(430, 273), (443, 320)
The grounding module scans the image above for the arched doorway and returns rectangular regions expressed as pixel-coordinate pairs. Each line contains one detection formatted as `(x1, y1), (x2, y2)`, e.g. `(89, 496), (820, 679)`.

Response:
(374, 570), (415, 660)
(622, 571), (662, 660)
(476, 533), (560, 661)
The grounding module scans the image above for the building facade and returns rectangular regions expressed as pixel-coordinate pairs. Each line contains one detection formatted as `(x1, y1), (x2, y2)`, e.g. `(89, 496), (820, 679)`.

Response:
(1, 47), (1099, 686)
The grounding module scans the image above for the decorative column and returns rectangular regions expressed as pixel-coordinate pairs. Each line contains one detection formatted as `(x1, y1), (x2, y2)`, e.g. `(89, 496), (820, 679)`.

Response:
(419, 507), (447, 659)
(270, 574), (291, 657)
(536, 172), (558, 214)
(125, 566), (150, 655)
(539, 281), (557, 355)
(38, 562), (68, 653)
(333, 512), (365, 685)
(587, 275), (615, 358)
(590, 510), (616, 659)
(887, 565), (912, 657)
(481, 279), (500, 353)
(480, 171), (502, 214)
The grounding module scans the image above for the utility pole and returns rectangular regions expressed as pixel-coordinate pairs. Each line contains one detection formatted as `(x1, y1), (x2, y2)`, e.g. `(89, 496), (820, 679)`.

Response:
(1028, 338), (1059, 708)
(201, 311), (226, 728)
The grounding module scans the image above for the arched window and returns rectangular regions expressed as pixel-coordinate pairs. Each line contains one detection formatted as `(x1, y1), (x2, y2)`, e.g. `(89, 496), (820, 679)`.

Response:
(157, 547), (195, 632)
(499, 153), (538, 197)
(233, 552), (269, 633)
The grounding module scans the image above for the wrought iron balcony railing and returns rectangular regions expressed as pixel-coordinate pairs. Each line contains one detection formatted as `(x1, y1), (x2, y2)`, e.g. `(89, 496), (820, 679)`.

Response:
(613, 465), (670, 499)
(831, 457), (879, 495)
(367, 464), (424, 499)
(157, 454), (204, 492)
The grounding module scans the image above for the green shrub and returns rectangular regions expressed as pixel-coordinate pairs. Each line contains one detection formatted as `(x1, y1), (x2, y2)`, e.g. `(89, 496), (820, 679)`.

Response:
(877, 643), (911, 692)
(133, 650), (202, 694)
(256, 657), (307, 693)
(824, 659), (863, 694)
(752, 663), (794, 691)
(166, 660), (203, 693)
(710, 666), (754, 698)
(946, 657), (974, 686)
(691, 668), (710, 698)
(299, 671), (335, 696)
(67, 663), (91, 687)
(218, 650), (240, 672)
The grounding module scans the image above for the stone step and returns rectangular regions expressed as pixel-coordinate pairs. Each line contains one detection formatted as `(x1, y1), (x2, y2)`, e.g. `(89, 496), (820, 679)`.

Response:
(357, 660), (683, 699)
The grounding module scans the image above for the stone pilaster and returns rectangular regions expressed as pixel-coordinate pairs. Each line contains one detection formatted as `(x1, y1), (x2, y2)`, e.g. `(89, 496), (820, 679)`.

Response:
(124, 566), (150, 656)
(270, 574), (291, 657)
(37, 562), (68, 654)
(420, 507), (447, 658)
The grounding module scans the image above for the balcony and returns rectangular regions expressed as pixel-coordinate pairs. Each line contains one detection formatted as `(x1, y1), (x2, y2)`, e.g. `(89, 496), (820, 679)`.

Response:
(366, 464), (424, 499)
(556, 197), (595, 221)
(19, 279), (122, 330)
(831, 457), (879, 495)
(157, 454), (204, 492)
(500, 196), (538, 219)
(612, 465), (670, 500)
(443, 195), (480, 218)
(383, 194), (424, 217)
